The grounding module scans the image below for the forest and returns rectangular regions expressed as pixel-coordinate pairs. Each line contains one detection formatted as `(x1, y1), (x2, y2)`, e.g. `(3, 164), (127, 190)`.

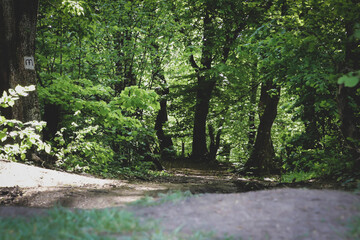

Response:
(1, 0), (360, 181)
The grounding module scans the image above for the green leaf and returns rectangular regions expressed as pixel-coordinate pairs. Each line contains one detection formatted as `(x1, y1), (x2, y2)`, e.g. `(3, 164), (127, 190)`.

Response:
(338, 74), (360, 88)
(0, 130), (7, 142)
(0, 116), (5, 124)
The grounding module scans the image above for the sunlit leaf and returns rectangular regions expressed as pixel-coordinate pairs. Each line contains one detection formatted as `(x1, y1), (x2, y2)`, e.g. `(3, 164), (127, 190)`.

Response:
(338, 74), (360, 88)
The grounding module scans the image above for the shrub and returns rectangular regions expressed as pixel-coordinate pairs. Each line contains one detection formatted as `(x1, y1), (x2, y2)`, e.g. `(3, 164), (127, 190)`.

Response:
(0, 85), (50, 161)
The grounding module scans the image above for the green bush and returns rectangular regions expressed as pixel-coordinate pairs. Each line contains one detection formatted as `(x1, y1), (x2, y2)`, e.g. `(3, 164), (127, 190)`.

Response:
(39, 76), (161, 177)
(282, 133), (357, 180)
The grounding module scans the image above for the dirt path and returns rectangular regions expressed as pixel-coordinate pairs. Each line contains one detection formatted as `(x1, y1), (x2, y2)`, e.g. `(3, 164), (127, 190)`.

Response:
(129, 188), (359, 240)
(1, 160), (360, 239)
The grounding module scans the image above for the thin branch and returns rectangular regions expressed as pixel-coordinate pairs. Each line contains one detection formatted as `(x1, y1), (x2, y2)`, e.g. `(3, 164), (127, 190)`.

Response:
(189, 54), (199, 71)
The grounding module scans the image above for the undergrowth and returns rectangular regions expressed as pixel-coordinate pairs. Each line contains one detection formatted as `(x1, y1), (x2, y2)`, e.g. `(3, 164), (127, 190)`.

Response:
(281, 171), (317, 183)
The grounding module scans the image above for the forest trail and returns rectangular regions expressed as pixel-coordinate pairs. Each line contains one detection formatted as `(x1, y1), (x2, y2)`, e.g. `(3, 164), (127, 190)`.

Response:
(1, 160), (350, 209)
(1, 160), (360, 239)
(0, 160), (270, 209)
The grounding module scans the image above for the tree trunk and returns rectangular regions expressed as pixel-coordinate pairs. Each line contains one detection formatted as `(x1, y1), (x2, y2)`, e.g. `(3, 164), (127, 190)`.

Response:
(43, 103), (60, 141)
(152, 43), (174, 161)
(302, 91), (320, 149)
(245, 80), (280, 175)
(191, 74), (215, 161)
(114, 30), (136, 94)
(248, 81), (258, 150)
(0, 0), (40, 122)
(208, 124), (221, 161)
(337, 20), (360, 160)
(154, 86), (174, 160)
(190, 9), (215, 161)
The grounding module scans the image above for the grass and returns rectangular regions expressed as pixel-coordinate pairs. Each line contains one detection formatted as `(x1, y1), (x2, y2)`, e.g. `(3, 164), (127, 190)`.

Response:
(0, 207), (215, 240)
(0, 208), (152, 240)
(347, 216), (360, 239)
(0, 191), (214, 240)
(130, 190), (193, 207)
(346, 204), (360, 240)
(281, 171), (317, 183)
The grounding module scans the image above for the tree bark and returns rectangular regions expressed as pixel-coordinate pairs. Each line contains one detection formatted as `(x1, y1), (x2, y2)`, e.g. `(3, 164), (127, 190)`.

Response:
(191, 73), (215, 161)
(154, 86), (174, 159)
(248, 81), (258, 150)
(208, 124), (221, 161)
(245, 80), (280, 175)
(0, 0), (40, 122)
(337, 20), (360, 160)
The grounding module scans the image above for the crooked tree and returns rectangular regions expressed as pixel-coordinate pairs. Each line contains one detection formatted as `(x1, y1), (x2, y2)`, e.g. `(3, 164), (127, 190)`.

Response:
(245, 79), (280, 175)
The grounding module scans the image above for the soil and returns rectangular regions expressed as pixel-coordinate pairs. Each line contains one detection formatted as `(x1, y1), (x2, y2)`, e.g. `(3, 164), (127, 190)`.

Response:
(1, 159), (360, 239)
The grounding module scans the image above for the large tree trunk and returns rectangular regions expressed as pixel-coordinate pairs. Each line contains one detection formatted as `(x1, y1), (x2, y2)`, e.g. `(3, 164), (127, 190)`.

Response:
(190, 8), (215, 161)
(0, 0), (40, 122)
(337, 20), (360, 161)
(245, 80), (280, 175)
(191, 74), (215, 161)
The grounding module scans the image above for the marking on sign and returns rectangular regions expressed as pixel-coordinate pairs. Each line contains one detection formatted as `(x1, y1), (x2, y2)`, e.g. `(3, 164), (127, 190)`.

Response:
(24, 56), (35, 70)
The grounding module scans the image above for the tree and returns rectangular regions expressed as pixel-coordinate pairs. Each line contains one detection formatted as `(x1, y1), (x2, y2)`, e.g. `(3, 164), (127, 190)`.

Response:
(0, 0), (40, 122)
(152, 43), (175, 161)
(178, 0), (265, 161)
(335, 1), (360, 162)
(245, 79), (280, 175)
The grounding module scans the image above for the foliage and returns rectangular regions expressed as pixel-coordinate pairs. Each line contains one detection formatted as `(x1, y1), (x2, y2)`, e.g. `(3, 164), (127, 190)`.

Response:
(0, 207), (215, 240)
(281, 171), (316, 183)
(0, 85), (50, 161)
(53, 114), (114, 174)
(33, 0), (360, 178)
(42, 78), (160, 176)
(338, 71), (360, 88)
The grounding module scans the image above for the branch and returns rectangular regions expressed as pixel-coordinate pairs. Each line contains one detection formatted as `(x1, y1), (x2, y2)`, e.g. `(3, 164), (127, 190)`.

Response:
(189, 54), (200, 71)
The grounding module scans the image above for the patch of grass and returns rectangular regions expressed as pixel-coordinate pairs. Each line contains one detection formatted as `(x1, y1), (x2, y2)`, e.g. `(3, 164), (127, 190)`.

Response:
(131, 190), (193, 207)
(281, 171), (317, 183)
(0, 207), (216, 240)
(0, 208), (154, 240)
(347, 215), (360, 239)
(147, 170), (173, 178)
